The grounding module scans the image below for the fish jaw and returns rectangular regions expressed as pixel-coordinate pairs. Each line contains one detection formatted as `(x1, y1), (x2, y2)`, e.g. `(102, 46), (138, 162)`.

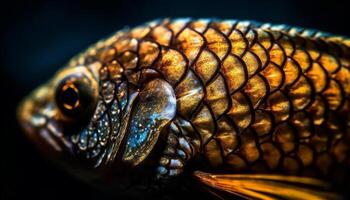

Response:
(18, 83), (64, 147)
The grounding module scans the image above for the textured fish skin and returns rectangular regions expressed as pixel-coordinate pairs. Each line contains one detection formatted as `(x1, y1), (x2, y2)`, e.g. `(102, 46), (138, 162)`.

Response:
(25, 18), (350, 184)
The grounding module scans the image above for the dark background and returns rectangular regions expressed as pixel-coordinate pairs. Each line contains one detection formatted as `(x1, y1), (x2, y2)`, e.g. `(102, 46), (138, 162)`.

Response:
(1, 0), (350, 199)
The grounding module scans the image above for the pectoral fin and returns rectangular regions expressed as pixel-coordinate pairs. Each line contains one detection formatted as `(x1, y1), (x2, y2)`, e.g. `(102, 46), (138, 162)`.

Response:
(122, 79), (176, 166)
(194, 171), (341, 200)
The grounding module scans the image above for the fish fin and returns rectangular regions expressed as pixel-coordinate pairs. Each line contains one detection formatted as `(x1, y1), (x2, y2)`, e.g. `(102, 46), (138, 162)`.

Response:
(193, 171), (342, 200)
(121, 79), (176, 165)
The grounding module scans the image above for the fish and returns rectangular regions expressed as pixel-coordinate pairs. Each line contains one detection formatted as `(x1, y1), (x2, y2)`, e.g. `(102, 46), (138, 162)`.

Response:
(17, 18), (350, 199)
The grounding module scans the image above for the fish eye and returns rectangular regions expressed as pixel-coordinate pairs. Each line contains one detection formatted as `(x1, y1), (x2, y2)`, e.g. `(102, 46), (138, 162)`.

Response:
(55, 73), (97, 119)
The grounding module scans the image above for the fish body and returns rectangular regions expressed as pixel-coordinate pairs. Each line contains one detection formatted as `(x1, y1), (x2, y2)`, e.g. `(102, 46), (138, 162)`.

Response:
(18, 18), (350, 199)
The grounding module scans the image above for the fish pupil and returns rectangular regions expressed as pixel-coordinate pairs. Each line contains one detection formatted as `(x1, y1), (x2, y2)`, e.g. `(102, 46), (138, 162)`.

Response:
(61, 84), (80, 110)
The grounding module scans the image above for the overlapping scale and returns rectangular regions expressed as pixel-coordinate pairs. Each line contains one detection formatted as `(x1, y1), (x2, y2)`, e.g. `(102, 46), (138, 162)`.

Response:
(288, 75), (313, 111)
(251, 42), (268, 68)
(221, 54), (247, 93)
(316, 153), (332, 175)
(204, 139), (223, 167)
(305, 62), (328, 93)
(138, 40), (160, 67)
(243, 75), (268, 108)
(260, 62), (284, 93)
(273, 123), (296, 154)
(228, 92), (253, 131)
(265, 91), (291, 123)
(149, 25), (173, 46)
(322, 79), (343, 110)
(283, 156), (300, 175)
(130, 26), (151, 39)
(331, 140), (349, 163)
(256, 29), (273, 50)
(114, 37), (138, 53)
(118, 51), (138, 69)
(244, 29), (256, 47)
(228, 29), (248, 56)
(175, 70), (204, 119)
(192, 104), (215, 145)
(176, 28), (204, 65)
(333, 67), (350, 95)
(310, 126), (329, 153)
(305, 40), (320, 60)
(237, 129), (260, 163)
(278, 34), (294, 56)
(292, 49), (312, 72)
(188, 19), (210, 33)
(194, 50), (219, 84)
(261, 142), (281, 169)
(269, 43), (286, 66)
(211, 20), (237, 36)
(290, 111), (313, 138)
(319, 53), (341, 74)
(167, 18), (190, 35)
(283, 57), (301, 87)
(226, 154), (247, 171)
(96, 46), (116, 63)
(242, 51), (261, 77)
(306, 95), (327, 125)
(252, 110), (273, 137)
(297, 144), (315, 167)
(156, 48), (186, 85)
(216, 117), (238, 156)
(204, 28), (230, 60)
(205, 74), (229, 117)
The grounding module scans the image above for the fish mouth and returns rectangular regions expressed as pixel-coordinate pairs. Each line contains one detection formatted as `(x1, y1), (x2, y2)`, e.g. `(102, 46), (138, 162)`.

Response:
(17, 79), (140, 169)
(17, 84), (73, 157)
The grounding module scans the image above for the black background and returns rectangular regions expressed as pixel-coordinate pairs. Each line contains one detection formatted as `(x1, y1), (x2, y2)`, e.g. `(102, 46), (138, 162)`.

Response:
(1, 0), (350, 199)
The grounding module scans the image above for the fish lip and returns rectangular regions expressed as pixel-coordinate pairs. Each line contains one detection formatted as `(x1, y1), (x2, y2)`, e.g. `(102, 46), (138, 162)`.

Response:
(17, 94), (73, 155)
(17, 98), (37, 138)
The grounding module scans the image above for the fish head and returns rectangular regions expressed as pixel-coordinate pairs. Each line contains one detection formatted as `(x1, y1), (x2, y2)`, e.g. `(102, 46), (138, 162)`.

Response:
(17, 47), (176, 192)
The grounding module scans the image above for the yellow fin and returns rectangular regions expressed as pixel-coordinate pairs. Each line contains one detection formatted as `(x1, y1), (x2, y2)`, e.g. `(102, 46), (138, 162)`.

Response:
(193, 171), (342, 200)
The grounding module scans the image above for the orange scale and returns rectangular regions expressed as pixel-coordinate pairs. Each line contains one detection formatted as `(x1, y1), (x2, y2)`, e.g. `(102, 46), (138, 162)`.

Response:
(156, 48), (187, 85)
(306, 95), (327, 125)
(273, 123), (296, 154)
(138, 41), (160, 67)
(293, 49), (312, 72)
(228, 29), (248, 57)
(305, 62), (328, 93)
(282, 57), (301, 87)
(244, 75), (268, 109)
(242, 51), (261, 77)
(319, 53), (341, 74)
(265, 91), (291, 123)
(205, 74), (229, 118)
(221, 54), (247, 93)
(189, 19), (210, 34)
(228, 92), (253, 131)
(322, 79), (344, 110)
(150, 25), (173, 46)
(269, 43), (286, 66)
(194, 50), (219, 84)
(204, 28), (230, 61)
(192, 104), (216, 145)
(176, 28), (205, 65)
(288, 75), (313, 111)
(260, 62), (284, 93)
(211, 20), (237, 36)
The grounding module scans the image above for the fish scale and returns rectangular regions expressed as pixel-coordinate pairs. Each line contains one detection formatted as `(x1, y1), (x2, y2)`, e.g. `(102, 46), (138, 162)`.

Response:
(67, 18), (350, 180)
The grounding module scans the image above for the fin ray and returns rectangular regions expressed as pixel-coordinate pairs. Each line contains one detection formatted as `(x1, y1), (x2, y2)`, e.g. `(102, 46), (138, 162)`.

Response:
(194, 171), (341, 200)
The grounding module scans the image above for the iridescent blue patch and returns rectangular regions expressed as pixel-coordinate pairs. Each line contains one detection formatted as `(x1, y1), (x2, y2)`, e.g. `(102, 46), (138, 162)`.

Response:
(128, 113), (158, 149)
